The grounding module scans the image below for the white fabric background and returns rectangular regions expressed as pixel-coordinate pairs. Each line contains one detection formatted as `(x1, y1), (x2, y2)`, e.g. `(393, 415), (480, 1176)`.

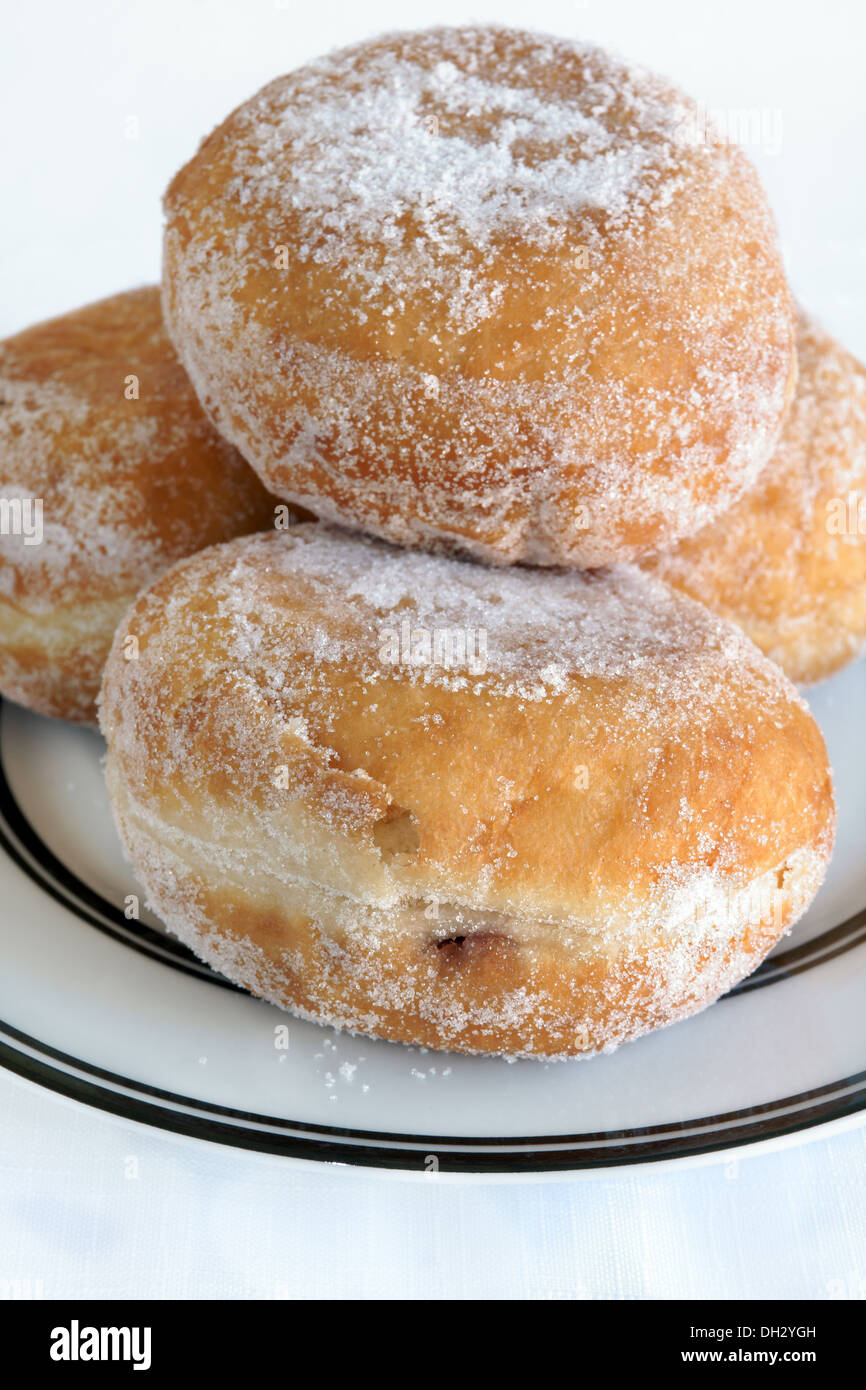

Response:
(2, 0), (866, 1299)
(3, 1070), (866, 1300)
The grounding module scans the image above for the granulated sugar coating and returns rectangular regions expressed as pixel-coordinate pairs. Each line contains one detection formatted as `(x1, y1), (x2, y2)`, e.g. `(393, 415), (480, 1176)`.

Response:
(99, 526), (835, 1057)
(163, 24), (796, 569)
(0, 287), (276, 722)
(644, 310), (866, 686)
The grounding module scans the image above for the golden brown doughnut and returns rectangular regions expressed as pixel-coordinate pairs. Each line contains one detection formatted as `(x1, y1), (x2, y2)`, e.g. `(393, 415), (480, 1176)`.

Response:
(0, 287), (279, 722)
(162, 24), (796, 569)
(644, 310), (866, 685)
(99, 525), (834, 1058)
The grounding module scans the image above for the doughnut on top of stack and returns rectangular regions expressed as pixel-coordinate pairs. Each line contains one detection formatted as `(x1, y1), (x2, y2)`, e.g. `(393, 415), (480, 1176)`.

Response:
(163, 24), (796, 568)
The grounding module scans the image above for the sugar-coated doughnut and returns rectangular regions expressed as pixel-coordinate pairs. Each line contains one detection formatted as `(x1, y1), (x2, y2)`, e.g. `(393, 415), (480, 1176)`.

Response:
(0, 287), (279, 722)
(99, 526), (834, 1058)
(644, 311), (866, 685)
(162, 25), (796, 569)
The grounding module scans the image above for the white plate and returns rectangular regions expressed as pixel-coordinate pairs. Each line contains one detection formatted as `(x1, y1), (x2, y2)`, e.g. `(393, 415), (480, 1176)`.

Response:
(1, 659), (865, 1176)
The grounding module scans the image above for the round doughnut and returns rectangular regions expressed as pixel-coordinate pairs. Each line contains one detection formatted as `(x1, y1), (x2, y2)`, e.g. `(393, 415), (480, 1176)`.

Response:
(0, 286), (280, 723)
(644, 311), (866, 685)
(99, 525), (834, 1058)
(162, 24), (796, 569)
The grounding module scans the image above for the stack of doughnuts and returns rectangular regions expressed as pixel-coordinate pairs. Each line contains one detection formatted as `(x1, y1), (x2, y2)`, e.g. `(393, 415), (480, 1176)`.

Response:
(5, 25), (857, 1057)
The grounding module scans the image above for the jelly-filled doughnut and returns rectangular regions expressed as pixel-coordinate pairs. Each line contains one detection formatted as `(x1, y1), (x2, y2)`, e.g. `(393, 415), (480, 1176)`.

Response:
(0, 287), (277, 721)
(99, 526), (834, 1058)
(645, 310), (866, 685)
(162, 25), (795, 568)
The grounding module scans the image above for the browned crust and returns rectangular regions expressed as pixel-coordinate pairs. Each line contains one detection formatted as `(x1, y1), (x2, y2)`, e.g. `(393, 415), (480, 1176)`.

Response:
(109, 786), (818, 1058)
(0, 286), (281, 722)
(162, 25), (795, 567)
(100, 528), (835, 1056)
(645, 311), (866, 685)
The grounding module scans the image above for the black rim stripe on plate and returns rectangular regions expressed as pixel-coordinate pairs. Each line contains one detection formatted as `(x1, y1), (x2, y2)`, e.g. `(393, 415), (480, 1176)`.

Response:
(2, 1009), (866, 1149)
(0, 723), (241, 990)
(2, 1018), (866, 1171)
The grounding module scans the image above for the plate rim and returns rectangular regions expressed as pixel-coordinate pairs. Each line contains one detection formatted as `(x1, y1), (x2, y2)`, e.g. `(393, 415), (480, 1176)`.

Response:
(3, 1012), (866, 1173)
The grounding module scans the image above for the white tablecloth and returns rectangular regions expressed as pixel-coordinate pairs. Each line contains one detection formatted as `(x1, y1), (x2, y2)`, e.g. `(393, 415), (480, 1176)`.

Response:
(2, 1069), (865, 1300)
